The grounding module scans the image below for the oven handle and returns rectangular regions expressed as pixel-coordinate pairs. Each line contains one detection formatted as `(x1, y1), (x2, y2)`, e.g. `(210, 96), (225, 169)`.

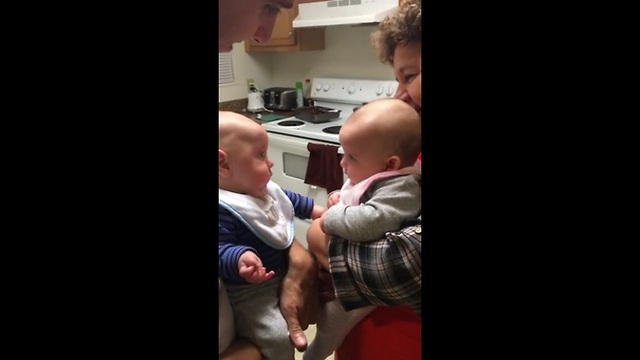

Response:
(266, 132), (344, 154)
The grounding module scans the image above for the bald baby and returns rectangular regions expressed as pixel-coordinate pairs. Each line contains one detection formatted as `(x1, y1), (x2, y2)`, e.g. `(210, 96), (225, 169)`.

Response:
(218, 111), (273, 197)
(219, 111), (265, 154)
(341, 98), (421, 168)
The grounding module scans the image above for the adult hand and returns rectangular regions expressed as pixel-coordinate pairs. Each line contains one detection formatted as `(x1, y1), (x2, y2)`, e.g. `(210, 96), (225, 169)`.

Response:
(280, 240), (321, 351)
(317, 265), (336, 303)
(306, 218), (330, 271)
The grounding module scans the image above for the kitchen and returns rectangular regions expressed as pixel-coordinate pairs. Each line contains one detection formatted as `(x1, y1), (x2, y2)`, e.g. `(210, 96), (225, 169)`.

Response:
(218, 1), (399, 104)
(218, 2), (409, 359)
(219, 0), (402, 247)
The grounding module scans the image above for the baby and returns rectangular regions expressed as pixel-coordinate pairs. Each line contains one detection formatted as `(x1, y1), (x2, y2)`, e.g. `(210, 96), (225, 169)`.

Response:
(304, 98), (422, 360)
(218, 111), (325, 360)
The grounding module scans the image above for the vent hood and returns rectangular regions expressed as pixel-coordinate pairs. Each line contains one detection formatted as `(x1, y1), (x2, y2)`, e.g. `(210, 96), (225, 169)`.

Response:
(292, 0), (398, 28)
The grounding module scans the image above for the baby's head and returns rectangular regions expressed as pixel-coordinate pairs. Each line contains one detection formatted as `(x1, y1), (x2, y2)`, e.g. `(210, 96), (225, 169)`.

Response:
(339, 98), (421, 184)
(219, 111), (273, 197)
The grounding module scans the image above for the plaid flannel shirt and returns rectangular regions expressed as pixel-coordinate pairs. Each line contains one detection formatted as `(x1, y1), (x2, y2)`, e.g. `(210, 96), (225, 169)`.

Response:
(328, 220), (422, 316)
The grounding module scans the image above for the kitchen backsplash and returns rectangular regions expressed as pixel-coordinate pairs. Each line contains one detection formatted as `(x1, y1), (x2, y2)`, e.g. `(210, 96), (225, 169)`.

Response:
(219, 26), (394, 103)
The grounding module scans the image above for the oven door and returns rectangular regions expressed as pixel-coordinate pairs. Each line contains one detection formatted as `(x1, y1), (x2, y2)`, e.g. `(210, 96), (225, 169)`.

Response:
(266, 132), (345, 248)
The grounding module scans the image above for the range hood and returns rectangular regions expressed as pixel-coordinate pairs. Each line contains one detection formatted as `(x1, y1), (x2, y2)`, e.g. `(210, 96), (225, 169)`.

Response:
(292, 0), (398, 28)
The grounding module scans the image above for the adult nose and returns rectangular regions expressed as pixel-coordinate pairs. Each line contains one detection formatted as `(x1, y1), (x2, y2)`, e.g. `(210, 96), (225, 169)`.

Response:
(394, 85), (410, 102)
(394, 85), (420, 113)
(251, 17), (278, 44)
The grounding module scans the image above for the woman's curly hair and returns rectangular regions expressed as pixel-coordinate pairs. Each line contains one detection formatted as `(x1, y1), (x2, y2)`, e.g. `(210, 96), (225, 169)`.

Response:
(370, 0), (421, 65)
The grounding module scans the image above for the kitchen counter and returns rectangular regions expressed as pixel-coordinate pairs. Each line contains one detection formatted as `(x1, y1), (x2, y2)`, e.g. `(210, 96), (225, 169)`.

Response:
(219, 98), (294, 124)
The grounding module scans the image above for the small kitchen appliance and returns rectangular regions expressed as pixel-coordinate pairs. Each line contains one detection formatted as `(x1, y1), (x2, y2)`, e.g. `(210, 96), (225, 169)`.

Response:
(263, 87), (297, 111)
(247, 92), (264, 113)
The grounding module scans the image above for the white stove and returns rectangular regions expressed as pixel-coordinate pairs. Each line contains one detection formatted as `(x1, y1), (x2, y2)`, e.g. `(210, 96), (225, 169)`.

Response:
(263, 77), (398, 248)
(262, 77), (399, 144)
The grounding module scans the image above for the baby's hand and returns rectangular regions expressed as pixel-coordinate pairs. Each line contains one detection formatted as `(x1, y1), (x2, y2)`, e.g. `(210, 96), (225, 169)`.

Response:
(310, 204), (326, 220)
(238, 251), (275, 284)
(327, 191), (341, 208)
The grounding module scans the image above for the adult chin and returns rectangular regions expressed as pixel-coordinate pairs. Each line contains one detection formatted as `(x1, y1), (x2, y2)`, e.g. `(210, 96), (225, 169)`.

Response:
(218, 43), (233, 53)
(408, 101), (422, 116)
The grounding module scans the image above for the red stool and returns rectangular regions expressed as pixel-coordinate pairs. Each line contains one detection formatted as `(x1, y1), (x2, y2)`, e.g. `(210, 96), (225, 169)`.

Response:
(335, 306), (421, 360)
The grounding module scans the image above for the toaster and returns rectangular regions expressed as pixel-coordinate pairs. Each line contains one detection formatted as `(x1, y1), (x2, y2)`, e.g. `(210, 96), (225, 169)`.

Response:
(263, 87), (297, 111)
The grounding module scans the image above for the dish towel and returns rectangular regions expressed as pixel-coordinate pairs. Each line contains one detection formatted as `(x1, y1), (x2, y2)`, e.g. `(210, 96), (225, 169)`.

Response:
(304, 143), (344, 193)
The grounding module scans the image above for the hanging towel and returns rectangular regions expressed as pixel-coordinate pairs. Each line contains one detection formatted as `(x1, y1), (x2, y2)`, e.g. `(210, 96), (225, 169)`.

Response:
(304, 142), (344, 193)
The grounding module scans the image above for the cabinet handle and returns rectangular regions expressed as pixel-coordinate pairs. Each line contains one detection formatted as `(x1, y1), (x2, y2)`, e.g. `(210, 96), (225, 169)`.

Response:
(288, 31), (293, 37)
(310, 185), (317, 189)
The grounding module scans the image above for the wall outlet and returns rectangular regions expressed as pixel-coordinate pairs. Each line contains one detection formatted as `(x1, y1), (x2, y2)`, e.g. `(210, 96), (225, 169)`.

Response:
(246, 78), (254, 92)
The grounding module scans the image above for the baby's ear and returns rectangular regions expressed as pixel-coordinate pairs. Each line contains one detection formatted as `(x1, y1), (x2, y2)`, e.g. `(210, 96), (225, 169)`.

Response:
(385, 155), (402, 171)
(219, 149), (231, 177)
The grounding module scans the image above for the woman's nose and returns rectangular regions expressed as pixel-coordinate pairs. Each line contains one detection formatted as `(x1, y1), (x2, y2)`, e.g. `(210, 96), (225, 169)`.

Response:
(394, 86), (410, 101)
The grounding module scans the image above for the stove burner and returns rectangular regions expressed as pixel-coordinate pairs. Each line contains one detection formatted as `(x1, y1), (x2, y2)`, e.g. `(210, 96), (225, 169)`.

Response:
(322, 126), (341, 134)
(278, 120), (304, 126)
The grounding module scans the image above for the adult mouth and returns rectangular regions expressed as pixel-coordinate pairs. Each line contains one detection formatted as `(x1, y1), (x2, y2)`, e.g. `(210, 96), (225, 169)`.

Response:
(411, 102), (422, 115)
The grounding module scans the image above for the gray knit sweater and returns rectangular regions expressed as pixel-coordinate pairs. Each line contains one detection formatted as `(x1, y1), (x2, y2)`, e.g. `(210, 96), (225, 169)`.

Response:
(323, 174), (421, 242)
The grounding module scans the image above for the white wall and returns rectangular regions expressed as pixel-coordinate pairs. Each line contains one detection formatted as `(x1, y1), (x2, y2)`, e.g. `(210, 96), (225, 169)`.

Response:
(218, 25), (394, 103)
(218, 44), (273, 103)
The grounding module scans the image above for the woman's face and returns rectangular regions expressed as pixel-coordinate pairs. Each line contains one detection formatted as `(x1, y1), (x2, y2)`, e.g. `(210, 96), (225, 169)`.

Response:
(393, 42), (422, 115)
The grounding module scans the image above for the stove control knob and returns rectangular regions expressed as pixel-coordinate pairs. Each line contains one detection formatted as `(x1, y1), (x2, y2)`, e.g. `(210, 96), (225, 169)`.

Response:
(386, 86), (395, 96)
(347, 85), (356, 94)
(375, 85), (384, 95)
(315, 83), (322, 91)
(323, 84), (331, 91)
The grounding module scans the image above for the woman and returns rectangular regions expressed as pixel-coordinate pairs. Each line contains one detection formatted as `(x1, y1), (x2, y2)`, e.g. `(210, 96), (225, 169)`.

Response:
(329, 1), (423, 359)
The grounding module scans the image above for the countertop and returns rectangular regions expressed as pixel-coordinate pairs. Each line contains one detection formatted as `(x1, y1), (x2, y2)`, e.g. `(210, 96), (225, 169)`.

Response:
(219, 98), (294, 124)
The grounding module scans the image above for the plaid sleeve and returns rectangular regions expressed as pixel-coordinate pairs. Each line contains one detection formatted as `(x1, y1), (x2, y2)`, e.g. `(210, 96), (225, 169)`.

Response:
(328, 223), (422, 316)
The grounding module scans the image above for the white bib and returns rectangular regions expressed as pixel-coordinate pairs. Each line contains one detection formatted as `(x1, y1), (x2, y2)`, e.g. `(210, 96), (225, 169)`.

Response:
(219, 181), (294, 249)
